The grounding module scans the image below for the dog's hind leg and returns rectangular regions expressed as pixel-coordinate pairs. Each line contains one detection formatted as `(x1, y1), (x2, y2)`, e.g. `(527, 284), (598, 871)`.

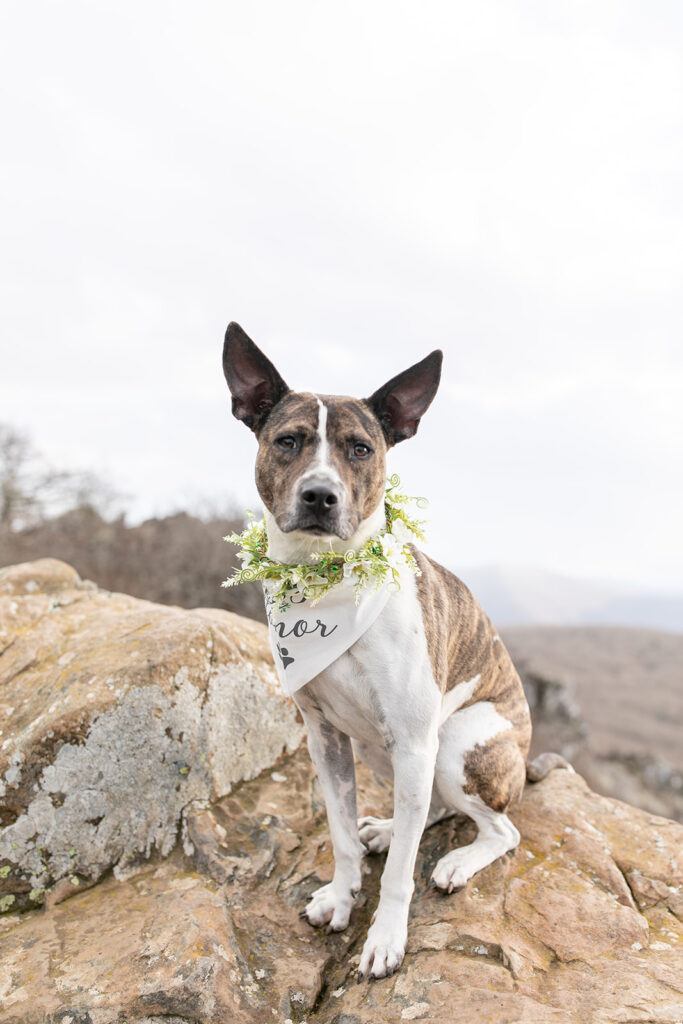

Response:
(430, 701), (525, 892)
(353, 738), (393, 781)
(354, 740), (395, 853)
(359, 796), (455, 854)
(430, 791), (519, 892)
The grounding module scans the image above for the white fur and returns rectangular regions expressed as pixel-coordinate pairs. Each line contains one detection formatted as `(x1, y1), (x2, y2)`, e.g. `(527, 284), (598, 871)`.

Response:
(439, 673), (481, 725)
(314, 397), (333, 474)
(303, 567), (439, 747)
(265, 497), (385, 562)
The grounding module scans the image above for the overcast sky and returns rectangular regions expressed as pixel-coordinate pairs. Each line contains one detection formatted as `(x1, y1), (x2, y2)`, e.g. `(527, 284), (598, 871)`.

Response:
(1, 1), (682, 592)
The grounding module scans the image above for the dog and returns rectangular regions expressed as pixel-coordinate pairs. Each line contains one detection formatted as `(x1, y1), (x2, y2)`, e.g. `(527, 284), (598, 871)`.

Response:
(222, 322), (557, 982)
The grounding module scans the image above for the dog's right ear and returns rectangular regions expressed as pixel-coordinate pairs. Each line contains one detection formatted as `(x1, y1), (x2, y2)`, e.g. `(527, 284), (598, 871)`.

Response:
(222, 323), (290, 432)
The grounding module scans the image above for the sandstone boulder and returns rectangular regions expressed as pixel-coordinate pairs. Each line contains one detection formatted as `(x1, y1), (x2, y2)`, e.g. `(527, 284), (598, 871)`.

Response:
(0, 559), (303, 910)
(0, 561), (681, 1023)
(1, 747), (682, 1023)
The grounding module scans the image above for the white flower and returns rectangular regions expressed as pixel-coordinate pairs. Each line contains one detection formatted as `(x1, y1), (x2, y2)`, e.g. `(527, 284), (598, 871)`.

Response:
(390, 518), (412, 544)
(379, 532), (406, 571)
(343, 559), (373, 585)
(302, 571), (328, 588)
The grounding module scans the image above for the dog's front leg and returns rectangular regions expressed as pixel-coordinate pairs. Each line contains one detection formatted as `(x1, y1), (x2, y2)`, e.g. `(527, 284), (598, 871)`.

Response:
(358, 740), (437, 980)
(296, 699), (364, 932)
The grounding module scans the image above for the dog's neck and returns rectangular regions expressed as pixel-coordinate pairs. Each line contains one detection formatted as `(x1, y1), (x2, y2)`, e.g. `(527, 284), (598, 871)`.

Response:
(265, 496), (386, 563)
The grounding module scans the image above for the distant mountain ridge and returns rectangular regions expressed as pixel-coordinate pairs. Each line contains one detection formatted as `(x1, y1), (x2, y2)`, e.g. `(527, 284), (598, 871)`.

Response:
(455, 564), (683, 633)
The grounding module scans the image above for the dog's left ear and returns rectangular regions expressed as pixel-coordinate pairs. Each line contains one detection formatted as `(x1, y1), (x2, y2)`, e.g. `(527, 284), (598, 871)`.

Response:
(367, 350), (443, 446)
(222, 322), (290, 432)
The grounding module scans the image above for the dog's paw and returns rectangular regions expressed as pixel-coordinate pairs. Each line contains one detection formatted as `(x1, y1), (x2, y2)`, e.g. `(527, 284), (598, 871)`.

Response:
(431, 832), (518, 893)
(357, 919), (407, 980)
(358, 815), (393, 854)
(430, 844), (483, 892)
(301, 882), (357, 932)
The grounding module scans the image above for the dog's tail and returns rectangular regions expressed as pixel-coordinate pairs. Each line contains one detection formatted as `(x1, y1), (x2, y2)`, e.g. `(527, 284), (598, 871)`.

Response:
(526, 751), (574, 783)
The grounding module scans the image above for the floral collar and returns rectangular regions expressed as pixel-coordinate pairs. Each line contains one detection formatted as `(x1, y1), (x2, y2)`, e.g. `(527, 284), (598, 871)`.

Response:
(222, 474), (428, 613)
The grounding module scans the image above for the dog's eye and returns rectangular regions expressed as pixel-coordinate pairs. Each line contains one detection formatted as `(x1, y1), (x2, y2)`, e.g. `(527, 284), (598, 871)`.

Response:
(276, 435), (297, 451)
(352, 442), (371, 459)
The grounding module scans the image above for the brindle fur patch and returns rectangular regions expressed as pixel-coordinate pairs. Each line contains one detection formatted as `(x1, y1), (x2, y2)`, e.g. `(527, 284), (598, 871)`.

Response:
(322, 397), (387, 521)
(414, 549), (531, 813)
(462, 732), (528, 813)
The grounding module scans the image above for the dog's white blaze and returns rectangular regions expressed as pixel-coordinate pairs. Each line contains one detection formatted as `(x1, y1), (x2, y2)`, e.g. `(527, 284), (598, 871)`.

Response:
(316, 396), (330, 466)
(439, 673), (481, 725)
(296, 396), (342, 489)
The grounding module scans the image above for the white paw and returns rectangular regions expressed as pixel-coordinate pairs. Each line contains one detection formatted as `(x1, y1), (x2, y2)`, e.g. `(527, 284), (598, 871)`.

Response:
(301, 881), (357, 932)
(430, 837), (512, 892)
(358, 815), (393, 854)
(430, 847), (473, 892)
(432, 835), (518, 892)
(357, 919), (407, 980)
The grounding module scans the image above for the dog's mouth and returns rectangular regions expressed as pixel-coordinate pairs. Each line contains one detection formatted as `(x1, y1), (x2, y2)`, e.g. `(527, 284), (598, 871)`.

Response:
(278, 509), (354, 542)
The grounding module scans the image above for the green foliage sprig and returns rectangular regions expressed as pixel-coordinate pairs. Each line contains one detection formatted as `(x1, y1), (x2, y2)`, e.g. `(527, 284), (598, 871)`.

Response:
(222, 474), (428, 612)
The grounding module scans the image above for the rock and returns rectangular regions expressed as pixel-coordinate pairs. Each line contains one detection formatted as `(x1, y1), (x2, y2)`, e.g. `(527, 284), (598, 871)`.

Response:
(0, 858), (243, 1023)
(1, 562), (682, 1021)
(0, 559), (303, 909)
(1, 746), (682, 1023)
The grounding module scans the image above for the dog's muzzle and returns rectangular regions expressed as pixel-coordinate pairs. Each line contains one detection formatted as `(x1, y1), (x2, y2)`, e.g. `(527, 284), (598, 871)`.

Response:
(286, 477), (347, 535)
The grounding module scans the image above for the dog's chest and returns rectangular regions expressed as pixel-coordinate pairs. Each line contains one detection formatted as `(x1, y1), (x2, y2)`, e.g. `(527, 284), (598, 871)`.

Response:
(299, 572), (438, 746)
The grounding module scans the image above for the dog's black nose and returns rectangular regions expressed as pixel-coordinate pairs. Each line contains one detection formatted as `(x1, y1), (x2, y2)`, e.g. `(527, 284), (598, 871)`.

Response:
(301, 486), (339, 515)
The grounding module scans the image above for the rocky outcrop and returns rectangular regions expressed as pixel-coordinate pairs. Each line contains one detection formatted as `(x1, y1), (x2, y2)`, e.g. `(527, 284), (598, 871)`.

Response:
(1, 749), (682, 1023)
(1, 562), (682, 1022)
(0, 559), (303, 911)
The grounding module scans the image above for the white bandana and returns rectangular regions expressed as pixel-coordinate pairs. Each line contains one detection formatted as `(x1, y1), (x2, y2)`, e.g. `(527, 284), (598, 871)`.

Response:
(263, 580), (392, 695)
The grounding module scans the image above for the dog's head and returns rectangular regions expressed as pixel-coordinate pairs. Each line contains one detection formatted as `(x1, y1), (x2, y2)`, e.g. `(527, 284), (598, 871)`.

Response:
(222, 322), (442, 546)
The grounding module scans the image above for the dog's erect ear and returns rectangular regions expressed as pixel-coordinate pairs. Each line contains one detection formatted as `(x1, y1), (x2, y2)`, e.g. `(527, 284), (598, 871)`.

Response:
(367, 350), (443, 446)
(222, 323), (290, 432)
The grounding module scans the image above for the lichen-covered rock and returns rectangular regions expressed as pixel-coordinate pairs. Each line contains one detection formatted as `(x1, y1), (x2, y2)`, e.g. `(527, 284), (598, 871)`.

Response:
(0, 559), (303, 909)
(1, 746), (681, 1023)
(1, 561), (682, 1022)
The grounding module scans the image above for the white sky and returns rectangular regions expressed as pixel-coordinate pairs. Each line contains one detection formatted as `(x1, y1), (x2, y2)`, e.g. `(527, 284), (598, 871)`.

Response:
(1, 1), (682, 591)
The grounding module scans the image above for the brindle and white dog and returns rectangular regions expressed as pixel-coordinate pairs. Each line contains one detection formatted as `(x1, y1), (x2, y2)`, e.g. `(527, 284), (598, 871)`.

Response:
(222, 322), (561, 981)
